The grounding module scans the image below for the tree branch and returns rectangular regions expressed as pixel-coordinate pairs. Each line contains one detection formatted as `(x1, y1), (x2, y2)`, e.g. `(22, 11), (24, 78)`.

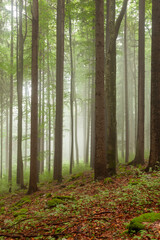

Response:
(115, 0), (128, 39)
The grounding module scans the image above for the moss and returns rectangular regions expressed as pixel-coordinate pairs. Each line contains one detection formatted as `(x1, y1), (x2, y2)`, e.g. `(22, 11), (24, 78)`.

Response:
(13, 197), (31, 209)
(128, 179), (140, 186)
(0, 207), (5, 214)
(68, 173), (83, 181)
(13, 208), (28, 217)
(0, 201), (5, 207)
(128, 212), (160, 233)
(66, 184), (77, 189)
(53, 195), (75, 201)
(46, 198), (65, 208)
(46, 193), (52, 198)
(104, 177), (113, 184)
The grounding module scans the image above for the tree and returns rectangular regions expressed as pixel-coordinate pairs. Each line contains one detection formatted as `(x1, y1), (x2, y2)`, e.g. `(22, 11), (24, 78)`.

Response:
(17, 0), (25, 188)
(132, 0), (145, 166)
(105, 0), (128, 176)
(28, 0), (39, 194)
(53, 0), (65, 182)
(124, 13), (129, 163)
(146, 0), (160, 171)
(8, 0), (14, 185)
(94, 0), (106, 180)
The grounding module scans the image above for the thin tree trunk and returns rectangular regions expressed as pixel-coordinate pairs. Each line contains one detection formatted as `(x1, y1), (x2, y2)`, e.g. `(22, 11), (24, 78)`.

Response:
(47, 37), (51, 172)
(124, 13), (129, 164)
(1, 96), (3, 178)
(8, 0), (14, 185)
(6, 105), (9, 174)
(17, 0), (24, 188)
(68, 0), (74, 174)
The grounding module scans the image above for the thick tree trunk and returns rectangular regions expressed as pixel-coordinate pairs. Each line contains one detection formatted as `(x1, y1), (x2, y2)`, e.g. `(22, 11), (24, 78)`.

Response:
(132, 0), (145, 166)
(53, 0), (65, 182)
(146, 0), (160, 171)
(94, 0), (106, 180)
(105, 0), (117, 175)
(28, 0), (39, 194)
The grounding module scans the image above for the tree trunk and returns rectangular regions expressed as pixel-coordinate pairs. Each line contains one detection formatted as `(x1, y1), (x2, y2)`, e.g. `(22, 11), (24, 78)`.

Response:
(8, 0), (14, 185)
(94, 0), (106, 180)
(1, 96), (3, 178)
(146, 0), (160, 171)
(17, 0), (24, 188)
(28, 0), (39, 194)
(132, 0), (145, 166)
(105, 0), (128, 174)
(124, 13), (129, 164)
(6, 105), (9, 173)
(68, 0), (74, 174)
(53, 0), (65, 182)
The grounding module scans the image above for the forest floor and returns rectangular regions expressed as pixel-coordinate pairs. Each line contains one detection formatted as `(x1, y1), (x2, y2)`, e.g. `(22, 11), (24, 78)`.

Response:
(0, 165), (160, 240)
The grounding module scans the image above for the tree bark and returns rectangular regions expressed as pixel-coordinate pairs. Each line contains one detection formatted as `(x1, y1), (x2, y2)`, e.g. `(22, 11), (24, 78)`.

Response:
(105, 0), (128, 175)
(124, 13), (129, 164)
(146, 0), (160, 171)
(94, 0), (106, 180)
(132, 0), (145, 166)
(8, 0), (14, 185)
(28, 0), (39, 194)
(53, 0), (65, 182)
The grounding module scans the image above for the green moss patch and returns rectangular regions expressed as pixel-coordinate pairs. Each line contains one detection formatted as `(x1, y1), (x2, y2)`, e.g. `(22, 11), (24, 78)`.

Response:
(12, 197), (31, 209)
(128, 212), (160, 233)
(46, 198), (65, 208)
(13, 208), (28, 217)
(53, 195), (75, 201)
(68, 173), (83, 181)
(104, 177), (113, 184)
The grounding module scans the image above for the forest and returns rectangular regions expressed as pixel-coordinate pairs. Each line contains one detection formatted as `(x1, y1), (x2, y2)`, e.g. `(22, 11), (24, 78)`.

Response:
(0, 0), (160, 239)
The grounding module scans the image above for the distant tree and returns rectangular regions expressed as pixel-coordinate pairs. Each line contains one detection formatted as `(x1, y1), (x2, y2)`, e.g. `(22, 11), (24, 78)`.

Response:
(124, 13), (129, 163)
(146, 0), (160, 171)
(67, 0), (74, 174)
(94, 0), (106, 180)
(8, 0), (14, 185)
(28, 0), (39, 194)
(53, 0), (65, 182)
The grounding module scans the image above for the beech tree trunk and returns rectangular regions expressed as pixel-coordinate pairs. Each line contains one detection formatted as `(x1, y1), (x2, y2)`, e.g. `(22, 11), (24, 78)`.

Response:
(94, 0), (106, 180)
(105, 0), (128, 175)
(53, 0), (65, 182)
(133, 0), (145, 166)
(146, 0), (160, 171)
(28, 0), (39, 194)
